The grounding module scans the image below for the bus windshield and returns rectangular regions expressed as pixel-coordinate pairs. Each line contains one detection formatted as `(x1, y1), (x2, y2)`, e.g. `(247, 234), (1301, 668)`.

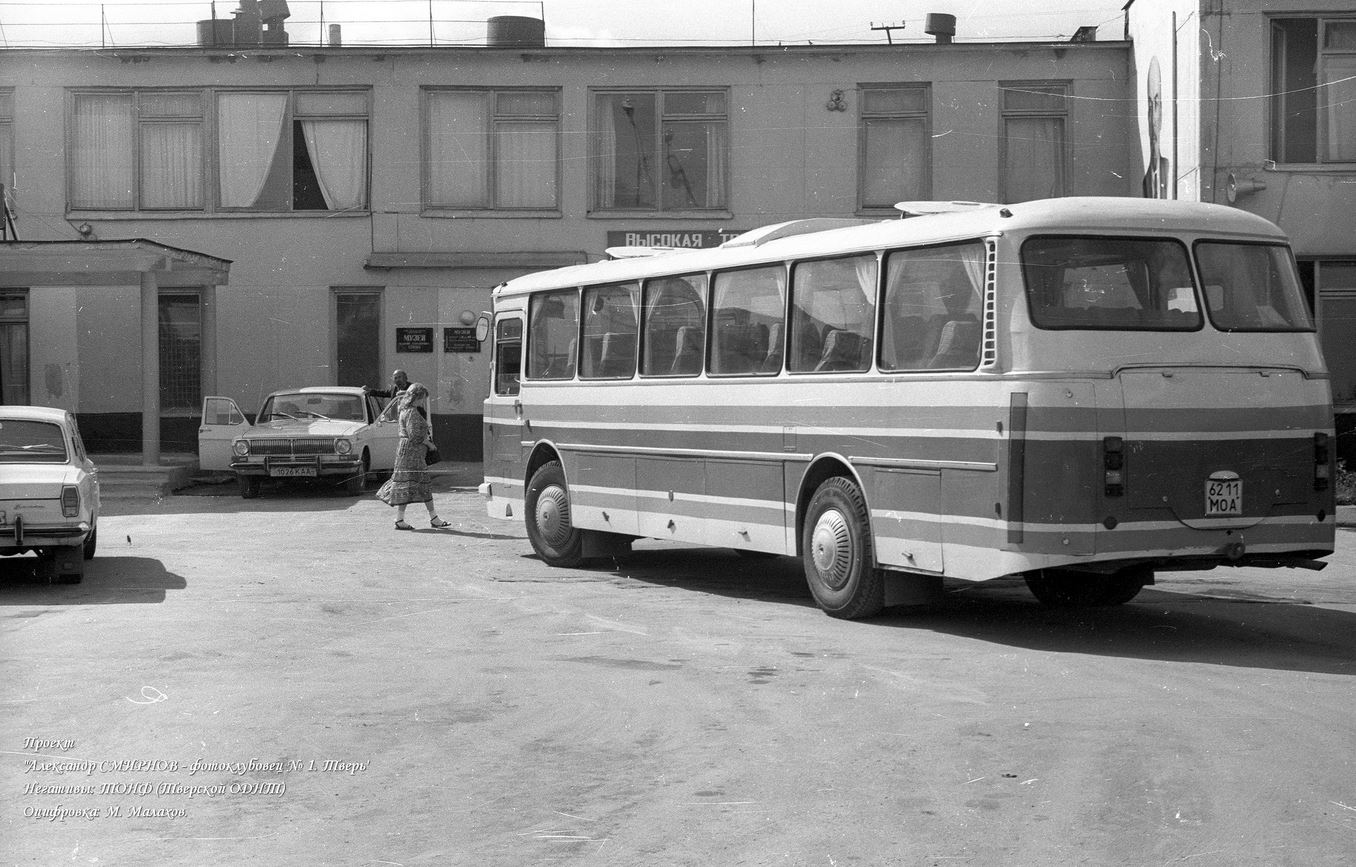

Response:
(1195, 241), (1314, 332)
(1022, 236), (1201, 330)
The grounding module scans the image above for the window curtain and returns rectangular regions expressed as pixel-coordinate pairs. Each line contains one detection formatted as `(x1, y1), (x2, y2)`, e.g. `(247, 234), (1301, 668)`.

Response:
(217, 92), (288, 208)
(957, 242), (986, 305)
(862, 117), (925, 208)
(141, 122), (202, 209)
(301, 119), (367, 210)
(1323, 57), (1356, 161)
(496, 121), (556, 208)
(72, 94), (134, 209)
(705, 122), (727, 207)
(427, 92), (488, 208)
(1004, 117), (1065, 202)
(594, 97), (618, 208)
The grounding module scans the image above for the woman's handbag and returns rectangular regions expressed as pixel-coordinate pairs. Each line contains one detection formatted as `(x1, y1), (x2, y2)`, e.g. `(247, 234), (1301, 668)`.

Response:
(375, 478), (394, 504)
(424, 443), (442, 465)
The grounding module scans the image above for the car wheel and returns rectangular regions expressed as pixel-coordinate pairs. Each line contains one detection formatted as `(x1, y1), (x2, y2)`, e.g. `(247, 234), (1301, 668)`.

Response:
(524, 460), (586, 567)
(346, 452), (370, 496)
(83, 523), (98, 560)
(238, 474), (261, 499)
(801, 477), (885, 619)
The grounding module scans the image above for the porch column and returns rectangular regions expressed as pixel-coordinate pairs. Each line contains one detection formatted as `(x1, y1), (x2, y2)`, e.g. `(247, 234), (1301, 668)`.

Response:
(141, 271), (160, 466)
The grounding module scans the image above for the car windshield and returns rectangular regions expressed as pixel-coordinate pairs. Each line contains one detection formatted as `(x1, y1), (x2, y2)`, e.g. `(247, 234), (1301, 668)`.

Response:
(0, 420), (69, 463)
(259, 393), (366, 423)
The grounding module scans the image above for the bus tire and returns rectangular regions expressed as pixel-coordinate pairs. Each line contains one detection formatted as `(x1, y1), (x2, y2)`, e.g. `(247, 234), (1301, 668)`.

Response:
(525, 460), (586, 568)
(802, 477), (885, 619)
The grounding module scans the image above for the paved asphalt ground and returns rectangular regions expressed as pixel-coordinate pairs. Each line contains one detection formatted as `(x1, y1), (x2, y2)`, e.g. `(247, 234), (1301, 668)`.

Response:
(2, 466), (1353, 865)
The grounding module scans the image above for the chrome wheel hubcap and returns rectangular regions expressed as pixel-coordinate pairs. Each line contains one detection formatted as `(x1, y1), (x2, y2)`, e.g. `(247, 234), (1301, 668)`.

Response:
(810, 509), (852, 589)
(535, 485), (572, 547)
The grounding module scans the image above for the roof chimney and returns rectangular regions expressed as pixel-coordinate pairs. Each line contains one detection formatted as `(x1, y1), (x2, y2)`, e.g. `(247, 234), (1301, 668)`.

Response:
(924, 13), (956, 44)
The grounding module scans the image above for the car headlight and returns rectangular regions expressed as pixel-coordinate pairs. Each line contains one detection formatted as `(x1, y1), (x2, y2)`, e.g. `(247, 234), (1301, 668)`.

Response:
(232, 439), (250, 457)
(334, 438), (353, 456)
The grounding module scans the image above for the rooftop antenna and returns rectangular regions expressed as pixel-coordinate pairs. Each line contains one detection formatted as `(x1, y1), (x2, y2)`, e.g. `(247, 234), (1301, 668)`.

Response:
(871, 21), (906, 45)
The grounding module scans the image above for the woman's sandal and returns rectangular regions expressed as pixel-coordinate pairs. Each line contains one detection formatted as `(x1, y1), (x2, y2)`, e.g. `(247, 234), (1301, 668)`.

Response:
(430, 517), (450, 529)
(394, 520), (414, 531)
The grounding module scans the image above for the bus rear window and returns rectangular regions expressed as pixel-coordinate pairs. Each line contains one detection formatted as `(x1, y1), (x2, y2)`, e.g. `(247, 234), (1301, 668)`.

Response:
(1195, 242), (1313, 332)
(1022, 236), (1201, 330)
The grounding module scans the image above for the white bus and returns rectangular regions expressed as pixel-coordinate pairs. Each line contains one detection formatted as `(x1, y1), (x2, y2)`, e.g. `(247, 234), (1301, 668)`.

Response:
(478, 198), (1334, 618)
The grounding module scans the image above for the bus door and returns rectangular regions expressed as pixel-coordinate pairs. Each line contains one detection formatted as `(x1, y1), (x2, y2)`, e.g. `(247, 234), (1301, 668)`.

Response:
(483, 313), (524, 518)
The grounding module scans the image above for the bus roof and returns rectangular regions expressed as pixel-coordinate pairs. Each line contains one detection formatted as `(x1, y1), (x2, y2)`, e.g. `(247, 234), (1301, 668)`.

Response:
(494, 197), (1290, 298)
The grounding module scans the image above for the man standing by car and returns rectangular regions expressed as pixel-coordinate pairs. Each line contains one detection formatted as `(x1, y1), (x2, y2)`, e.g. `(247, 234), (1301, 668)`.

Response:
(365, 369), (409, 423)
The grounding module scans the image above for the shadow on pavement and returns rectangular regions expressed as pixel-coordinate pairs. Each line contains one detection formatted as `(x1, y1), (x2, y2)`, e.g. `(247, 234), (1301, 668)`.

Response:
(0, 556), (187, 604)
(101, 476), (478, 518)
(608, 546), (1356, 677)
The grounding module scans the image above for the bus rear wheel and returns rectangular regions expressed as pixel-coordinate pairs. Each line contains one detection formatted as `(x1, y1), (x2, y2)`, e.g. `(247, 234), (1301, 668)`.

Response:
(1025, 566), (1149, 607)
(802, 477), (884, 619)
(525, 460), (585, 568)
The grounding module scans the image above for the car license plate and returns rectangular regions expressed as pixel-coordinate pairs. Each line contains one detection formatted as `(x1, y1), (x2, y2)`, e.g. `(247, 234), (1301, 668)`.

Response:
(1205, 478), (1242, 516)
(270, 466), (317, 478)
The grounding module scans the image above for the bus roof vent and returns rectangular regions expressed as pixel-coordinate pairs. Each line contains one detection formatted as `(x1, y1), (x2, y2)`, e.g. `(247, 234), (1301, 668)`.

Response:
(894, 200), (999, 218)
(721, 218), (879, 248)
(604, 246), (678, 260)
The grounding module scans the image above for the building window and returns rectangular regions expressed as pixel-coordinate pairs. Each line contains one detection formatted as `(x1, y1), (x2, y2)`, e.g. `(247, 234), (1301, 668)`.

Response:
(218, 90), (368, 211)
(1001, 82), (1068, 202)
(334, 290), (381, 391)
(0, 290), (28, 405)
(424, 88), (559, 210)
(1309, 261), (1356, 403)
(71, 91), (204, 210)
(1273, 19), (1356, 163)
(158, 293), (201, 412)
(592, 90), (728, 212)
(68, 88), (368, 212)
(859, 85), (930, 211)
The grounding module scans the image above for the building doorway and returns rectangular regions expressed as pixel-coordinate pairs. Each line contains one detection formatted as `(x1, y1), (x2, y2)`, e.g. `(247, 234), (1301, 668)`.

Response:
(0, 290), (29, 405)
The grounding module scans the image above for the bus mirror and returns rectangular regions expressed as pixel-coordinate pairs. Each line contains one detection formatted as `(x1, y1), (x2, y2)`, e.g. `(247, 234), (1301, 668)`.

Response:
(475, 315), (491, 343)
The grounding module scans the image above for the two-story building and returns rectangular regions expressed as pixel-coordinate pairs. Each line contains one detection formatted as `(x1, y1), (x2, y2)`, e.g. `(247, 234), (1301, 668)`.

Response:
(0, 17), (1136, 459)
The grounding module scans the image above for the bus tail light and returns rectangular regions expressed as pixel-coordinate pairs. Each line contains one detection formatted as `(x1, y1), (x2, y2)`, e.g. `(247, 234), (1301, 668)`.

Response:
(1314, 432), (1331, 491)
(61, 485), (81, 518)
(1103, 436), (1124, 497)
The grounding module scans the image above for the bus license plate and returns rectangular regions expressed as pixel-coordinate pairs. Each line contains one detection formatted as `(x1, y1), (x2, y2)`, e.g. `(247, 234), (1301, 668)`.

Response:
(270, 466), (317, 478)
(1205, 479), (1242, 516)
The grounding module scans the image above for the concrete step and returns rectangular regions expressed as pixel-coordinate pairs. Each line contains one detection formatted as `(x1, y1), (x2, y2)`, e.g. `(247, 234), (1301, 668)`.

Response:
(93, 454), (197, 500)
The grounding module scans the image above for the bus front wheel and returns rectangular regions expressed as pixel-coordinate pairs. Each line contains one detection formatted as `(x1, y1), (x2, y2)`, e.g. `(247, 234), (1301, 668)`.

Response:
(525, 460), (586, 568)
(802, 477), (885, 619)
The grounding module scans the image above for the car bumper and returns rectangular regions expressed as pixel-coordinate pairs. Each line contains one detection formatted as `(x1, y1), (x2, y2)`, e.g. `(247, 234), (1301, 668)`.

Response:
(231, 457), (363, 478)
(0, 518), (92, 551)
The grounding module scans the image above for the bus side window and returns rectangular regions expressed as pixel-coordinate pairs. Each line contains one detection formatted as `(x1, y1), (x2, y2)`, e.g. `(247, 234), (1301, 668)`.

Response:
(711, 266), (785, 377)
(641, 275), (707, 377)
(789, 254), (877, 373)
(527, 291), (580, 380)
(581, 283), (640, 379)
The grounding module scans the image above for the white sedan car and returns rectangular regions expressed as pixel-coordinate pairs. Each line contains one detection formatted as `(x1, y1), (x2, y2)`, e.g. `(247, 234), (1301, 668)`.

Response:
(0, 406), (100, 583)
(198, 387), (400, 498)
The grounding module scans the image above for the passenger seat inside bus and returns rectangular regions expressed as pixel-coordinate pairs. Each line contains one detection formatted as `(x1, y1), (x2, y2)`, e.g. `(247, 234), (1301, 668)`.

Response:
(671, 326), (703, 375)
(927, 319), (981, 368)
(815, 328), (867, 371)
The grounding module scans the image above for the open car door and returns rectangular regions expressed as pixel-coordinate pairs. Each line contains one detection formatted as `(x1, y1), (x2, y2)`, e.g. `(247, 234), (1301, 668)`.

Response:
(198, 396), (249, 472)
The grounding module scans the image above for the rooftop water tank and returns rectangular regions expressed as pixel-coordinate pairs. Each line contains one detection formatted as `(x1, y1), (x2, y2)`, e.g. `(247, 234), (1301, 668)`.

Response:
(487, 16), (545, 48)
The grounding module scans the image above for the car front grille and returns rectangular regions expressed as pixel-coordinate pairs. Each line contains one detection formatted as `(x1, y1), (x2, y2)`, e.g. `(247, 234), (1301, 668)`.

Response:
(247, 438), (335, 457)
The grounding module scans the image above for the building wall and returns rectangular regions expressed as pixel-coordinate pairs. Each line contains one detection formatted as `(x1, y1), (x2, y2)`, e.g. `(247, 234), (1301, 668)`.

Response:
(3, 41), (1134, 457)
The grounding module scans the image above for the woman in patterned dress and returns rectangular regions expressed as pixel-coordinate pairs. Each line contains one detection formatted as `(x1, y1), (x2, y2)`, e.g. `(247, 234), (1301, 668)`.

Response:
(377, 382), (450, 529)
